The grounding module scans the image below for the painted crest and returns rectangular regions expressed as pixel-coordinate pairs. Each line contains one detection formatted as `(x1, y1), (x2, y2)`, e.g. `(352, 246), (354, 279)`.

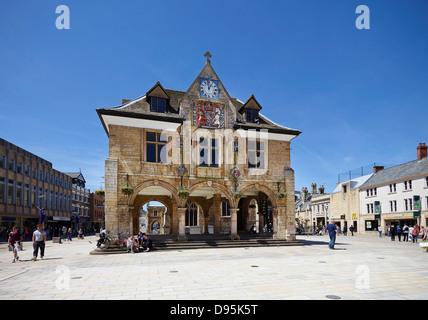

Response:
(193, 100), (225, 129)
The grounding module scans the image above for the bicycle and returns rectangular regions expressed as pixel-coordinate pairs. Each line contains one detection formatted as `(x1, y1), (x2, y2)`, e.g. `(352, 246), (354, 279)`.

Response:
(103, 231), (128, 249)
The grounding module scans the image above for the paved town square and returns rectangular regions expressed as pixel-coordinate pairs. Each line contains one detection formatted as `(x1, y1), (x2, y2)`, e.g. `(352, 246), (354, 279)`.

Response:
(0, 234), (427, 301)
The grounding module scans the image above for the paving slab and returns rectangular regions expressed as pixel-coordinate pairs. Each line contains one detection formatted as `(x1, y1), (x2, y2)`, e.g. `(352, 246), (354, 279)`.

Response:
(0, 234), (427, 301)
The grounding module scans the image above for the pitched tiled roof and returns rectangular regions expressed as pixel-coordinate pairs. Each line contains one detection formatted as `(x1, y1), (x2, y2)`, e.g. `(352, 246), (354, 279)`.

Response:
(97, 87), (301, 137)
(332, 174), (373, 193)
(360, 156), (428, 188)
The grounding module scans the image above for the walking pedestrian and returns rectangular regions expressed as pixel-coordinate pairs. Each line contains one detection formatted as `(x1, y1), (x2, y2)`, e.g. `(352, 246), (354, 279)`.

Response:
(343, 225), (348, 236)
(412, 225), (419, 243)
(396, 224), (402, 242)
(32, 224), (46, 261)
(378, 225), (382, 238)
(62, 226), (66, 238)
(349, 225), (355, 236)
(420, 226), (426, 240)
(327, 220), (339, 250)
(8, 226), (22, 263)
(390, 224), (396, 241)
(403, 224), (409, 241)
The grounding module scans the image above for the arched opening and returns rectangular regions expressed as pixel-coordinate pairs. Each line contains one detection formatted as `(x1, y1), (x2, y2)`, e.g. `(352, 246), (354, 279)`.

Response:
(185, 200), (201, 234)
(139, 201), (169, 235)
(237, 185), (277, 234)
(186, 181), (234, 235)
(132, 182), (177, 235)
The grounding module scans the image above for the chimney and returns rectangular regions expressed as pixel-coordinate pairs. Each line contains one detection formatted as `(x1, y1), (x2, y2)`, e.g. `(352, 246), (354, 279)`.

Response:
(417, 143), (427, 161)
(373, 165), (384, 174)
(302, 187), (308, 201)
(311, 183), (317, 194)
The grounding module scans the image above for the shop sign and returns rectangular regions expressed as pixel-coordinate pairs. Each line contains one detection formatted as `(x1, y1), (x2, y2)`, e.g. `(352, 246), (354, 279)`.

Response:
(53, 216), (71, 221)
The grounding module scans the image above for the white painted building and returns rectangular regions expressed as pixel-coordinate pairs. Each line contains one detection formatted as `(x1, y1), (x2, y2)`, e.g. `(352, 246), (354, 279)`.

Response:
(359, 143), (428, 233)
(310, 193), (330, 229)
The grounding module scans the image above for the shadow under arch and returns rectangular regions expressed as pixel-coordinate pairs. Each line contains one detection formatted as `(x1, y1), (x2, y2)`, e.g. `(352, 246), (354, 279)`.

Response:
(238, 183), (278, 208)
(129, 179), (179, 205)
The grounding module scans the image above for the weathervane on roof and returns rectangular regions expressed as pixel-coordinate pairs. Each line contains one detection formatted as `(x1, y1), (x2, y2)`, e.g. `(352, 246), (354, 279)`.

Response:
(204, 51), (212, 63)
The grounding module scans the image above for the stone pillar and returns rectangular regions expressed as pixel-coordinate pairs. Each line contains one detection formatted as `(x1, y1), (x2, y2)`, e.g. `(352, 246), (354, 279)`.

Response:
(272, 207), (278, 235)
(105, 158), (118, 234)
(230, 208), (240, 240)
(274, 167), (297, 240)
(118, 204), (131, 235)
(177, 207), (187, 241)
(204, 212), (209, 234)
(171, 202), (178, 234)
(213, 193), (221, 235)
(258, 210), (263, 233)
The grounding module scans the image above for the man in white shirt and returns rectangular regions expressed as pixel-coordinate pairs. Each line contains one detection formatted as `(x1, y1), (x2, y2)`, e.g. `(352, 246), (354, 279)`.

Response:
(32, 224), (46, 261)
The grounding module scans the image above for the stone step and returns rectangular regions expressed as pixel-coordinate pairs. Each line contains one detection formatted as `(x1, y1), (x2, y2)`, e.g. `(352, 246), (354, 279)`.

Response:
(152, 240), (304, 251)
(90, 238), (304, 255)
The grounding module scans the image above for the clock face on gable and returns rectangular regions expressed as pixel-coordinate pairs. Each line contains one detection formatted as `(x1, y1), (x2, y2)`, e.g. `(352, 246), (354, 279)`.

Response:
(199, 78), (219, 100)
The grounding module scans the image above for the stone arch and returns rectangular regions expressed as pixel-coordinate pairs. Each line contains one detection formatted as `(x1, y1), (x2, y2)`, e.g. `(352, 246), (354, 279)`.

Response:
(150, 220), (161, 233)
(134, 198), (172, 235)
(188, 181), (235, 207)
(129, 180), (179, 235)
(129, 179), (179, 205)
(239, 183), (278, 208)
(236, 183), (279, 234)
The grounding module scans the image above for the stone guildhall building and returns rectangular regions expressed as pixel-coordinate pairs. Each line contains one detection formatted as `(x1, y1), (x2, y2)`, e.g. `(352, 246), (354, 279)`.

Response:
(97, 53), (301, 240)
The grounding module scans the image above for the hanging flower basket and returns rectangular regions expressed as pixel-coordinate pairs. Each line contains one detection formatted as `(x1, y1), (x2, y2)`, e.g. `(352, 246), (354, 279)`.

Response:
(94, 189), (105, 197)
(277, 191), (287, 199)
(177, 188), (190, 199)
(121, 185), (134, 197)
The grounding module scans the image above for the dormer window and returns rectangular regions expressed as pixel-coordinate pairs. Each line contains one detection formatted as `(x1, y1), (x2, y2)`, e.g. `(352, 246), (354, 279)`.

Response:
(246, 110), (259, 123)
(150, 97), (167, 113)
(238, 95), (263, 123)
(146, 82), (170, 113)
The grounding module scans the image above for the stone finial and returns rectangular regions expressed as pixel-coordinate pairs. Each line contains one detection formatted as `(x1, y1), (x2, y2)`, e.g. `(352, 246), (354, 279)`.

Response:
(204, 51), (212, 64)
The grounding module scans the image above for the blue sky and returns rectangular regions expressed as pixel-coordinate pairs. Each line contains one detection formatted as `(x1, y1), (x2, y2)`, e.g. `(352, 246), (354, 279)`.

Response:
(1, 0), (427, 194)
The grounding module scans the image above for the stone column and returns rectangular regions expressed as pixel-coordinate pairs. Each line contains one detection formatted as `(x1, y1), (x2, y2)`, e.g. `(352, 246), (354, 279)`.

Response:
(105, 158), (118, 234)
(213, 193), (221, 235)
(258, 210), (263, 233)
(177, 207), (187, 241)
(272, 207), (278, 235)
(230, 208), (240, 240)
(273, 167), (297, 241)
(118, 204), (131, 235)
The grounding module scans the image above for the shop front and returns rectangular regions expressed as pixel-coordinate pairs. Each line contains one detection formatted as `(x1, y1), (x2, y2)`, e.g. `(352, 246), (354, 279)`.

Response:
(0, 215), (39, 241)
